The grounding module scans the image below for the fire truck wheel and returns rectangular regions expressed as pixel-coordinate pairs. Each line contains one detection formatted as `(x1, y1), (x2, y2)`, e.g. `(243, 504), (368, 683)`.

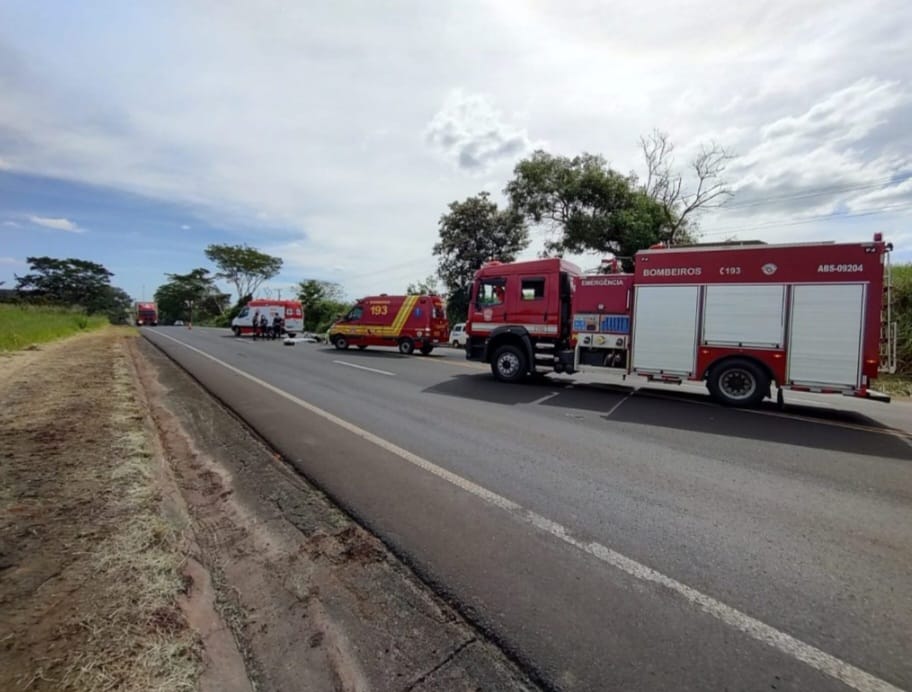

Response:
(707, 358), (768, 407)
(398, 338), (415, 355)
(491, 344), (527, 383)
(333, 335), (349, 350)
(420, 344), (434, 356)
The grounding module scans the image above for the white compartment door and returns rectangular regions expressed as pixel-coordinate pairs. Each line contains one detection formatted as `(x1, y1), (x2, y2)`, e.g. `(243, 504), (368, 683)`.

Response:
(632, 285), (699, 374)
(788, 284), (865, 386)
(703, 285), (785, 348)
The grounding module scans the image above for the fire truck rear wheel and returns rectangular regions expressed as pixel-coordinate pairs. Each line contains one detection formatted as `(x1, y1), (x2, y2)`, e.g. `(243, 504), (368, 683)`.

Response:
(491, 344), (527, 383)
(708, 358), (768, 407)
(333, 335), (349, 350)
(398, 338), (415, 355)
(420, 344), (434, 355)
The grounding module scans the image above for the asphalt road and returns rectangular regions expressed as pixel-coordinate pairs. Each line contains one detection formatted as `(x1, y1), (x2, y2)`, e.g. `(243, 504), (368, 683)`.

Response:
(143, 327), (912, 692)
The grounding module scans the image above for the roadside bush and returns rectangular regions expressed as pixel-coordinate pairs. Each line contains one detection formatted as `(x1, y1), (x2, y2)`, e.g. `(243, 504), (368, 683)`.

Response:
(893, 263), (911, 375)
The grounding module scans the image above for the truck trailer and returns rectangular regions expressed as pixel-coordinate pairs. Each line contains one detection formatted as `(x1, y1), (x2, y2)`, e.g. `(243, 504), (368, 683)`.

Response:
(465, 234), (896, 407)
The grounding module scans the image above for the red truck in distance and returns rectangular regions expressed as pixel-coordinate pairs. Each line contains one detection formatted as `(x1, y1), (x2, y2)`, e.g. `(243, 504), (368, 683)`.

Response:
(465, 234), (896, 407)
(135, 302), (158, 326)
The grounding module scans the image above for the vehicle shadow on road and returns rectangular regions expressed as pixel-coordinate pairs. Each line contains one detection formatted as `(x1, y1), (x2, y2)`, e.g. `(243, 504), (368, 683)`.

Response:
(424, 374), (912, 461)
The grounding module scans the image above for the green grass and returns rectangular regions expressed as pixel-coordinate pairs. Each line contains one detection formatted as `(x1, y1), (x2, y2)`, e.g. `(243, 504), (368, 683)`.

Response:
(0, 304), (108, 351)
(875, 373), (912, 399)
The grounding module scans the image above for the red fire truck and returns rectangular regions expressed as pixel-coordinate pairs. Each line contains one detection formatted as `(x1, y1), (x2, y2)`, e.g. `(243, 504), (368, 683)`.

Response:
(329, 294), (449, 355)
(135, 302), (158, 326)
(466, 234), (896, 407)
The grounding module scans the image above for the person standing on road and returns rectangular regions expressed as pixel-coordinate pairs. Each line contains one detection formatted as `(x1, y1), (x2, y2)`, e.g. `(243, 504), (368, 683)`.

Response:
(252, 310), (261, 340)
(271, 314), (281, 340)
(259, 313), (269, 340)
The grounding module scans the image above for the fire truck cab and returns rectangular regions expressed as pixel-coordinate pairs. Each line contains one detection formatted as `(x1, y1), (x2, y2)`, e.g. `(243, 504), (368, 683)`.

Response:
(466, 235), (895, 407)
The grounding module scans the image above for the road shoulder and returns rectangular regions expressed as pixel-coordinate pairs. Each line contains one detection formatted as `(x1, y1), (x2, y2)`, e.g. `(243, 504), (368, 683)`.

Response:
(133, 336), (535, 690)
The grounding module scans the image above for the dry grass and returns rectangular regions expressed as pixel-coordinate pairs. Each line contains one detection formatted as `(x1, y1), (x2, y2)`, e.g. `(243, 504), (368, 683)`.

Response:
(54, 353), (200, 692)
(0, 331), (200, 692)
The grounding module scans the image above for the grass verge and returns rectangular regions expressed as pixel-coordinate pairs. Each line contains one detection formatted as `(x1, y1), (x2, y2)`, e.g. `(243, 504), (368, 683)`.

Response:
(875, 373), (912, 399)
(0, 303), (108, 351)
(56, 347), (200, 691)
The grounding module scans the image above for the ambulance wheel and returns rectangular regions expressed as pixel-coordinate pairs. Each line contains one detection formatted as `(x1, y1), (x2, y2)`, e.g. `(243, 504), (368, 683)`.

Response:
(420, 344), (434, 356)
(452, 340), (459, 348)
(233, 327), (240, 337)
(491, 344), (527, 383)
(398, 338), (415, 355)
(357, 345), (368, 350)
(332, 335), (349, 350)
(707, 358), (768, 407)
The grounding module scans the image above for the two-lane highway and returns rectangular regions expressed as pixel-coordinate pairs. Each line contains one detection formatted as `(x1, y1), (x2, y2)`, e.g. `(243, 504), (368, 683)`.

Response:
(143, 327), (912, 691)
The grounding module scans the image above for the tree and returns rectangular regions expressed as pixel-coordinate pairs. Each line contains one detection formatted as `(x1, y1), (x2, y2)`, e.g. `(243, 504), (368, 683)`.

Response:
(154, 268), (229, 325)
(204, 244), (283, 301)
(296, 279), (349, 332)
(505, 151), (670, 267)
(15, 257), (114, 309)
(433, 192), (529, 323)
(638, 129), (733, 243)
(97, 286), (134, 324)
(406, 275), (440, 295)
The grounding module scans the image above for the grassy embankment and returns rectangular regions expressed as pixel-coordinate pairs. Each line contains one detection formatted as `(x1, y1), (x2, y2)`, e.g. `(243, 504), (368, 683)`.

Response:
(0, 304), (109, 351)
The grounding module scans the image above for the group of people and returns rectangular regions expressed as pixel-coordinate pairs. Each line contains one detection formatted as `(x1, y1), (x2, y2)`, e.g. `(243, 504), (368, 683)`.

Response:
(251, 310), (285, 341)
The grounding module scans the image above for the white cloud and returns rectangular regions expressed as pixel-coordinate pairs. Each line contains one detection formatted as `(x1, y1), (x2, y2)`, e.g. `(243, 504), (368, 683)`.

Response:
(425, 90), (534, 171)
(181, 224), (191, 230)
(0, 157), (10, 170)
(0, 0), (909, 283)
(2, 220), (21, 227)
(28, 215), (82, 232)
(0, 256), (24, 265)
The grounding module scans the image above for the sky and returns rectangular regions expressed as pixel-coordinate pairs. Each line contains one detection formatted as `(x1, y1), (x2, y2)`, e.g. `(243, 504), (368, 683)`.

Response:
(1, 0), (910, 303)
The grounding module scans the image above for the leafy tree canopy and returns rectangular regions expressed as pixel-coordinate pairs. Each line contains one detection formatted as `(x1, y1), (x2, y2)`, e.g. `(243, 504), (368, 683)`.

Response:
(296, 279), (349, 332)
(154, 268), (229, 324)
(433, 192), (528, 322)
(505, 151), (672, 267)
(15, 257), (114, 309)
(405, 275), (440, 295)
(204, 244), (283, 301)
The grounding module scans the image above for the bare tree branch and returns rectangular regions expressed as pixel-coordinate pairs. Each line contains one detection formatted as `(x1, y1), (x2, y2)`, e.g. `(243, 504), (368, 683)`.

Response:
(640, 131), (735, 243)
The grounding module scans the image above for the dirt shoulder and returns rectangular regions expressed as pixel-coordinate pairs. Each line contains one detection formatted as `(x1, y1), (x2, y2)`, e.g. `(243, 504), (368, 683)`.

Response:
(1, 326), (535, 691)
(0, 328), (200, 691)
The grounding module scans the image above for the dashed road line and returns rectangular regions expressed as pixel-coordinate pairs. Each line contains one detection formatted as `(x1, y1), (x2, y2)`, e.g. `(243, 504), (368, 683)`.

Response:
(528, 392), (560, 406)
(333, 360), (396, 376)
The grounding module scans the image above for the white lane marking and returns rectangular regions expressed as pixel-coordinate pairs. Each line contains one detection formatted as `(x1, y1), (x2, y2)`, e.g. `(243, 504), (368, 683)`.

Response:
(149, 330), (905, 692)
(528, 392), (560, 406)
(605, 390), (635, 418)
(333, 360), (396, 377)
